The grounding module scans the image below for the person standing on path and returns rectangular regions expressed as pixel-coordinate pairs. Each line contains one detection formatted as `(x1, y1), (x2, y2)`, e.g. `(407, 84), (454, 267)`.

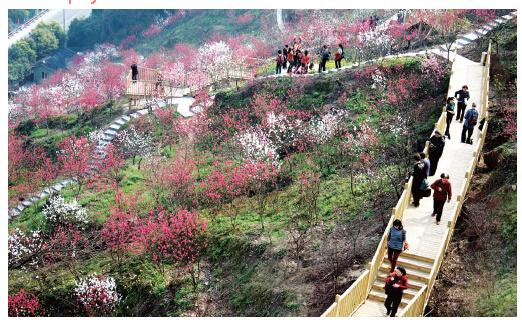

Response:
(131, 62), (138, 82)
(428, 130), (445, 176)
(420, 152), (430, 178)
(445, 97), (456, 139)
(282, 45), (289, 69)
(275, 50), (284, 75)
(454, 85), (470, 122)
(411, 153), (426, 207)
(384, 266), (408, 317)
(461, 103), (479, 144)
(319, 45), (330, 73)
(334, 44), (344, 69)
(287, 49), (295, 74)
(301, 50), (311, 73)
(430, 173), (452, 225)
(387, 219), (407, 273)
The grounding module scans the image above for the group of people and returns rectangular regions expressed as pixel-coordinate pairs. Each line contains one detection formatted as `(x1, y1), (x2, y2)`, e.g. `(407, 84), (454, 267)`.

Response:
(275, 40), (345, 75)
(383, 84), (484, 316)
(446, 85), (482, 143)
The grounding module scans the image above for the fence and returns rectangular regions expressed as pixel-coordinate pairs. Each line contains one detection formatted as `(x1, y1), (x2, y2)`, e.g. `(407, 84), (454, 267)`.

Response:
(321, 41), (492, 317)
(322, 270), (370, 317)
(125, 57), (262, 100)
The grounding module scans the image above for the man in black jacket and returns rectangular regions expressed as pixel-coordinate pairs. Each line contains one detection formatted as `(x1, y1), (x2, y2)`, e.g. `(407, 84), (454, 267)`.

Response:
(454, 85), (470, 122)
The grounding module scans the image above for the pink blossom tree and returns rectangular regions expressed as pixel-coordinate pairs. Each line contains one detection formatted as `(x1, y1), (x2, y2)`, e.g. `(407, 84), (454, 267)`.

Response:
(136, 208), (208, 288)
(57, 135), (96, 197)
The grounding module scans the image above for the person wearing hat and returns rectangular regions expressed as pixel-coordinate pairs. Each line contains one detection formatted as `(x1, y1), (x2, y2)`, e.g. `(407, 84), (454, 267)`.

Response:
(384, 266), (409, 317)
(430, 173), (452, 225)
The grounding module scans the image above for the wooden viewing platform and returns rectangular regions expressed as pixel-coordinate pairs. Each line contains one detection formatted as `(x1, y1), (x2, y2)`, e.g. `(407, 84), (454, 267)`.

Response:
(124, 63), (258, 104)
(322, 42), (493, 317)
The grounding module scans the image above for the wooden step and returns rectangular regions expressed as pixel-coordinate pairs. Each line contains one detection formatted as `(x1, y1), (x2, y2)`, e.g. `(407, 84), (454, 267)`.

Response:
(368, 289), (410, 308)
(380, 262), (430, 283)
(372, 281), (418, 299)
(395, 255), (433, 273)
(401, 251), (435, 264)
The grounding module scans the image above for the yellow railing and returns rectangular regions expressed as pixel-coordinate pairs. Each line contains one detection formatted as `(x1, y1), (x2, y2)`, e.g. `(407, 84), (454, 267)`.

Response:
(322, 270), (370, 317)
(398, 41), (492, 317)
(399, 285), (428, 317)
(322, 40), (492, 317)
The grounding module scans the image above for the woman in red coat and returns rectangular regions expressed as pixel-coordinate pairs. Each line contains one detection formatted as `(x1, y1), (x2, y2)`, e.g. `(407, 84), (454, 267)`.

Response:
(384, 266), (408, 317)
(430, 173), (452, 225)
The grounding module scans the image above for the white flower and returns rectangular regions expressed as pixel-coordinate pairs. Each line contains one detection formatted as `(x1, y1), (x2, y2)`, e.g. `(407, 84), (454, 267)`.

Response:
(237, 128), (279, 163)
(114, 126), (153, 159)
(43, 195), (90, 226)
(75, 274), (120, 314)
(302, 109), (348, 144)
(8, 228), (42, 269)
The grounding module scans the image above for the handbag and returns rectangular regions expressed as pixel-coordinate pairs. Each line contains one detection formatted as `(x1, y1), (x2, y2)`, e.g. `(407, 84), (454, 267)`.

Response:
(420, 178), (429, 191)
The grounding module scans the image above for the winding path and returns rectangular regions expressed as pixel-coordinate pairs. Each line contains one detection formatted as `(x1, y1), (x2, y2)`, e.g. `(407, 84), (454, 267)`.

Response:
(8, 9), (92, 48)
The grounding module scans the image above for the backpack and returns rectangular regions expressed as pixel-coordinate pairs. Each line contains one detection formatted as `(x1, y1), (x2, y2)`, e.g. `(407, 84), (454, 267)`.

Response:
(469, 110), (478, 126)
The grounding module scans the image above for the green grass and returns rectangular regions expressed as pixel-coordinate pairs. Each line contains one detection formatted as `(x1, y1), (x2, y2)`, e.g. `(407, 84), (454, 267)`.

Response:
(134, 10), (266, 55)
(474, 271), (517, 316)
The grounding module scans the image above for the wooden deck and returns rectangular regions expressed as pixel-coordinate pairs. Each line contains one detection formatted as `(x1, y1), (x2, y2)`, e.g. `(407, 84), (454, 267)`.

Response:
(351, 54), (486, 317)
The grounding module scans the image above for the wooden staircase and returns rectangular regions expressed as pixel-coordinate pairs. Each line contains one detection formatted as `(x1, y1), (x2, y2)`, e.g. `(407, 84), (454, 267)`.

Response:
(366, 252), (433, 310)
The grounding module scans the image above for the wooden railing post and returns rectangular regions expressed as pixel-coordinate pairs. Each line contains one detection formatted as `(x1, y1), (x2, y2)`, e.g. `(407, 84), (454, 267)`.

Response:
(335, 295), (341, 317)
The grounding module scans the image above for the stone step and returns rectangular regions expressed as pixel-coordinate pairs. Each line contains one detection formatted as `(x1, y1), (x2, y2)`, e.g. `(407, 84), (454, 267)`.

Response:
(101, 134), (115, 141)
(456, 38), (470, 46)
(22, 200), (32, 207)
(109, 123), (122, 130)
(121, 115), (131, 122)
(104, 129), (118, 136)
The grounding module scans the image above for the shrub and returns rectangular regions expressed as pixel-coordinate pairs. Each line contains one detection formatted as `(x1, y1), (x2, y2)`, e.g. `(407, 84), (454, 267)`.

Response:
(8, 289), (42, 317)
(8, 228), (43, 269)
(42, 194), (89, 228)
(75, 274), (120, 316)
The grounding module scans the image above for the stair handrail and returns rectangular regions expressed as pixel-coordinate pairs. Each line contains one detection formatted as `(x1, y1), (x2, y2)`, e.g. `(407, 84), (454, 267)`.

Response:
(398, 285), (428, 317)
